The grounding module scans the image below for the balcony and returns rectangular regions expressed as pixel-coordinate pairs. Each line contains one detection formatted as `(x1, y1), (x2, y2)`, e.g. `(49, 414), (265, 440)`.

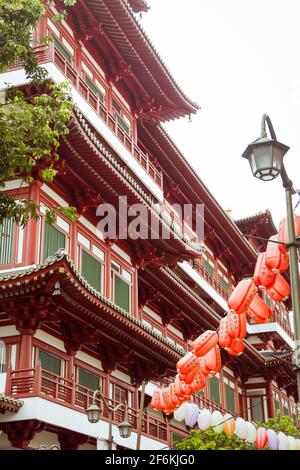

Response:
(191, 259), (232, 301)
(20, 44), (163, 191)
(5, 366), (169, 444)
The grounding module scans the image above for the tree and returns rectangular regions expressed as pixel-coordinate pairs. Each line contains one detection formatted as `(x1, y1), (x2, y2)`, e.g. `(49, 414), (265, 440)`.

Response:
(175, 416), (299, 450)
(0, 0), (77, 226)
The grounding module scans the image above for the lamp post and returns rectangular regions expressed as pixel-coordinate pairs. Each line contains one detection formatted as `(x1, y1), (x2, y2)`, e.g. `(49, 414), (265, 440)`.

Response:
(242, 113), (300, 399)
(86, 389), (132, 450)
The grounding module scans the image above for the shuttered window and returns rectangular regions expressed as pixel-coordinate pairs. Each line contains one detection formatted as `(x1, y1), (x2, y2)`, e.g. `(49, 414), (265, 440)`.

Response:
(204, 260), (214, 276)
(114, 274), (130, 312)
(84, 76), (104, 103)
(225, 385), (236, 413)
(78, 367), (100, 391)
(43, 222), (66, 260)
(220, 278), (229, 291)
(39, 349), (61, 376)
(0, 219), (14, 266)
(53, 37), (71, 63)
(0, 342), (6, 373)
(251, 396), (264, 422)
(81, 249), (102, 292)
(209, 376), (220, 404)
(116, 114), (130, 135)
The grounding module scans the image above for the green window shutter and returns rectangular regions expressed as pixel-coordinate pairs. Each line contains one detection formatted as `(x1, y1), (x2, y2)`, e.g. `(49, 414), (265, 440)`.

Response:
(209, 376), (220, 404)
(274, 398), (281, 414)
(43, 222), (66, 260)
(112, 99), (122, 114)
(220, 278), (229, 291)
(265, 295), (271, 307)
(116, 114), (130, 135)
(283, 405), (289, 416)
(53, 37), (71, 63)
(114, 274), (130, 312)
(84, 76), (103, 103)
(225, 385), (236, 413)
(39, 350), (61, 375)
(0, 219), (14, 265)
(251, 397), (264, 422)
(204, 261), (214, 276)
(78, 367), (99, 391)
(81, 249), (101, 292)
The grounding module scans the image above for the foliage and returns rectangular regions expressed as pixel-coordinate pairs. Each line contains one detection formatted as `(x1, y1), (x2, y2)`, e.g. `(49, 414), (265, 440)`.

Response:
(0, 0), (77, 226)
(175, 428), (256, 451)
(175, 416), (299, 450)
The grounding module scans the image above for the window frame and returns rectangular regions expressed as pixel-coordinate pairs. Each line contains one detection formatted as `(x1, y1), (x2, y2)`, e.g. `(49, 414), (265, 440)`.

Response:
(110, 257), (134, 313)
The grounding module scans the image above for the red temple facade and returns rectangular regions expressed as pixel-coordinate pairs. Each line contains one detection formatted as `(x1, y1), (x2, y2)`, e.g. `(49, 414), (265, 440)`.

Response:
(0, 0), (297, 450)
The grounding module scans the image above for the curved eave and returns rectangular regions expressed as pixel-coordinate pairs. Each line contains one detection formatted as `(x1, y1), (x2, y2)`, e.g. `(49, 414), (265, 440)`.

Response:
(127, 0), (149, 13)
(85, 0), (199, 120)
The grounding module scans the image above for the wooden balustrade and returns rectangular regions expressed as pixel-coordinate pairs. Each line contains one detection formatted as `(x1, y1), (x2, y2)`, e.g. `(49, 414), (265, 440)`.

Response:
(26, 44), (163, 189)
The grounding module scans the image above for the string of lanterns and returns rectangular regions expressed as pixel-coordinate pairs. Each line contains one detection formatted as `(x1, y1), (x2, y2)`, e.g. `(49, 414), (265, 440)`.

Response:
(151, 215), (300, 449)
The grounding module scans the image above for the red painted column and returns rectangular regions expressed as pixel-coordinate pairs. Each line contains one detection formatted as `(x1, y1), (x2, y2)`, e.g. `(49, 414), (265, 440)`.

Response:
(70, 219), (77, 265)
(24, 181), (41, 265)
(18, 334), (33, 370)
(105, 247), (111, 300)
(266, 381), (275, 419)
(133, 269), (139, 318)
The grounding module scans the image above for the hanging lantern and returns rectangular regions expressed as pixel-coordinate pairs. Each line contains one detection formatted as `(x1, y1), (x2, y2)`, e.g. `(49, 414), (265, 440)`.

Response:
(288, 436), (297, 450)
(197, 408), (212, 431)
(223, 413), (235, 436)
(174, 402), (189, 422)
(267, 429), (279, 450)
(278, 432), (289, 450)
(227, 338), (245, 356)
(247, 294), (272, 323)
(295, 439), (300, 450)
(226, 311), (247, 339)
(179, 367), (200, 385)
(211, 410), (224, 433)
(169, 383), (181, 408)
(235, 417), (248, 439)
(191, 330), (219, 357)
(159, 388), (169, 411)
(278, 215), (300, 251)
(228, 279), (257, 314)
(184, 403), (199, 428)
(253, 253), (276, 290)
(256, 427), (268, 449)
(219, 317), (232, 349)
(190, 370), (206, 393)
(202, 345), (222, 376)
(177, 352), (200, 376)
(267, 273), (290, 302)
(151, 389), (162, 411)
(265, 235), (289, 273)
(245, 421), (256, 444)
(174, 374), (192, 399)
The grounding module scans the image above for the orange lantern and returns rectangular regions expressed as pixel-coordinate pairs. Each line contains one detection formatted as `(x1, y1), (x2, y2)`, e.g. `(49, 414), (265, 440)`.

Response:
(151, 389), (162, 410)
(253, 253), (276, 289)
(265, 235), (289, 273)
(176, 352), (199, 375)
(223, 413), (235, 435)
(267, 273), (290, 301)
(179, 366), (200, 385)
(247, 293), (272, 323)
(190, 370), (206, 393)
(227, 279), (257, 314)
(278, 215), (300, 252)
(169, 383), (181, 408)
(191, 330), (219, 357)
(226, 310), (247, 339)
(227, 338), (245, 356)
(174, 374), (192, 399)
(218, 317), (231, 349)
(202, 345), (221, 376)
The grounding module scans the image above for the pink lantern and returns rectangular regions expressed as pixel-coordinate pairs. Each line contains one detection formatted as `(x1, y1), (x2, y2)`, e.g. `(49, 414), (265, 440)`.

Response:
(267, 429), (279, 450)
(256, 427), (268, 449)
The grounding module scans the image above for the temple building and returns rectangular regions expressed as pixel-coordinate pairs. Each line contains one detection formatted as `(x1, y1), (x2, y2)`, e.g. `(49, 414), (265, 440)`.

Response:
(0, 0), (297, 450)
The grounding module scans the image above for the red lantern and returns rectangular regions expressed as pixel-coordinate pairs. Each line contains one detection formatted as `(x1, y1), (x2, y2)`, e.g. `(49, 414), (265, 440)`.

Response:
(278, 215), (300, 252)
(267, 273), (290, 301)
(169, 383), (181, 408)
(228, 279), (257, 314)
(202, 345), (221, 376)
(226, 310), (247, 339)
(174, 374), (192, 399)
(191, 330), (219, 357)
(218, 317), (231, 349)
(179, 366), (200, 385)
(228, 338), (245, 356)
(247, 294), (272, 323)
(265, 235), (289, 273)
(190, 370), (206, 393)
(151, 389), (162, 410)
(176, 352), (199, 375)
(256, 427), (268, 449)
(253, 253), (276, 290)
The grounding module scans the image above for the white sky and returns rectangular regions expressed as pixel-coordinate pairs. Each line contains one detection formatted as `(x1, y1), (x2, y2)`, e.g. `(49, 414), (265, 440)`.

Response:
(141, 0), (300, 227)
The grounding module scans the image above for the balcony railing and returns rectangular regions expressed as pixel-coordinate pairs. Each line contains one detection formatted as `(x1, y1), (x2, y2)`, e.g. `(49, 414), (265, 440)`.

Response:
(5, 366), (169, 443)
(192, 260), (231, 301)
(18, 44), (163, 189)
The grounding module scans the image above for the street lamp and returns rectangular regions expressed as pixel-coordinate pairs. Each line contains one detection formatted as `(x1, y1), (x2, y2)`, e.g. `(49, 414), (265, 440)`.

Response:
(86, 389), (132, 450)
(242, 113), (300, 399)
